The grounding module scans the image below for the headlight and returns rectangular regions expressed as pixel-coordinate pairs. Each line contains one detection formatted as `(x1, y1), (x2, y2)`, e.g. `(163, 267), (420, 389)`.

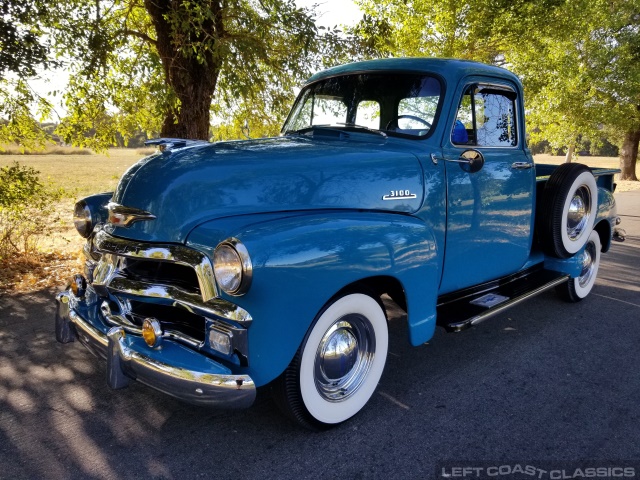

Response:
(73, 200), (93, 238)
(213, 239), (252, 295)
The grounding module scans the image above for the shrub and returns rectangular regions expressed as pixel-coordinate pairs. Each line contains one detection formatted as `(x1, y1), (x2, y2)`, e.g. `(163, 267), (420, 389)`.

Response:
(0, 162), (66, 258)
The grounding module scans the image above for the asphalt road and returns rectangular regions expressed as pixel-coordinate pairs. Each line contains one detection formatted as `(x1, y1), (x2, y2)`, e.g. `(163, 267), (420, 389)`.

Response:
(1, 191), (639, 480)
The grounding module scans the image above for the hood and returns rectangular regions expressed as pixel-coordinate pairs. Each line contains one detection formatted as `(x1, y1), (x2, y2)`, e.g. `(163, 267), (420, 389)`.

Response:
(109, 135), (425, 243)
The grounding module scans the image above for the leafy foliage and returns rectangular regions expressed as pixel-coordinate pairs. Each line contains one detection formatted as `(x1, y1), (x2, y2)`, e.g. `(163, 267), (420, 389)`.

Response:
(0, 0), (63, 149)
(0, 0), (57, 77)
(505, 0), (640, 165)
(0, 162), (67, 258)
(351, 0), (564, 61)
(0, 80), (55, 151)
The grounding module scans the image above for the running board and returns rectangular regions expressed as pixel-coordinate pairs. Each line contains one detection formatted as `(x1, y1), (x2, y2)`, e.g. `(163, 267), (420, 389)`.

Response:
(437, 269), (570, 333)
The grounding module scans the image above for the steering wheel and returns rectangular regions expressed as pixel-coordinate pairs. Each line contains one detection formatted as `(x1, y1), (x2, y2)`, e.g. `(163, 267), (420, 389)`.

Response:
(386, 114), (432, 130)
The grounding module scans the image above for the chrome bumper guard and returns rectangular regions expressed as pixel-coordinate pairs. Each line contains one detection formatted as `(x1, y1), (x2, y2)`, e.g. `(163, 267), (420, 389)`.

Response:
(55, 291), (256, 409)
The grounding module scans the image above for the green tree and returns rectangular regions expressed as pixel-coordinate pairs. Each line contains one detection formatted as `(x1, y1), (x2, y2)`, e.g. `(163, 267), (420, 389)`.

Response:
(1, 0), (355, 149)
(0, 0), (54, 76)
(504, 1), (605, 162)
(0, 0), (58, 149)
(506, 0), (640, 178)
(594, 0), (640, 180)
(351, 0), (562, 61)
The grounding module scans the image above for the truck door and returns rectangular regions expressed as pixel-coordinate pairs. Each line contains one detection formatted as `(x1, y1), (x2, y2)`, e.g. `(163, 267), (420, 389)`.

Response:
(439, 81), (535, 294)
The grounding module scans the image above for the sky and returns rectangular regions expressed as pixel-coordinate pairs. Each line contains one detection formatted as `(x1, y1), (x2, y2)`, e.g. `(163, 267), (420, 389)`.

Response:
(299, 0), (363, 28)
(29, 0), (364, 120)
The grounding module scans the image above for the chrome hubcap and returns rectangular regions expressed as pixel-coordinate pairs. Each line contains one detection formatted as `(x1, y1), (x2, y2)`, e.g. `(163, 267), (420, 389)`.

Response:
(578, 241), (596, 288)
(314, 314), (376, 402)
(567, 186), (592, 240)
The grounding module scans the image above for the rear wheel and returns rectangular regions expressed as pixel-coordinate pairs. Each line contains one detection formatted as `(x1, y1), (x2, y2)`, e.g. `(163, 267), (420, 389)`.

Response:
(272, 293), (388, 430)
(556, 230), (601, 302)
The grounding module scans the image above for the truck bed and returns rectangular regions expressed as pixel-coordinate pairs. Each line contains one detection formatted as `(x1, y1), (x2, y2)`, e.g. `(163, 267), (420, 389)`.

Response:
(536, 163), (619, 191)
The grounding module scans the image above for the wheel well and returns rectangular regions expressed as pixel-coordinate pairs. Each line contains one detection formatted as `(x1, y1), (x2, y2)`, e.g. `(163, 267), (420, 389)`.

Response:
(336, 276), (407, 313)
(594, 219), (612, 253)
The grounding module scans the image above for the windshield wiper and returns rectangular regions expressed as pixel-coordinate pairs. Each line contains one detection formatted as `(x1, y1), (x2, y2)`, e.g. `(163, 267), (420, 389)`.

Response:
(284, 123), (387, 138)
(336, 123), (387, 138)
(283, 125), (333, 136)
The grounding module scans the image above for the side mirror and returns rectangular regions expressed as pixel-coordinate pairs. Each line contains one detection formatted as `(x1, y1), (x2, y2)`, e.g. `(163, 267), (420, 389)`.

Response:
(460, 149), (485, 173)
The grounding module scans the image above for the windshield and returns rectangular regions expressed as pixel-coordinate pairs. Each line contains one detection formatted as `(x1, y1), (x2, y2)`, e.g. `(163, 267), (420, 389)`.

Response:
(282, 73), (442, 139)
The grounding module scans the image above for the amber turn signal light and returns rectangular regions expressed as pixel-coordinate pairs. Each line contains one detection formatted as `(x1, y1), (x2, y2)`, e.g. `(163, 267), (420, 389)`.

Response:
(142, 318), (163, 348)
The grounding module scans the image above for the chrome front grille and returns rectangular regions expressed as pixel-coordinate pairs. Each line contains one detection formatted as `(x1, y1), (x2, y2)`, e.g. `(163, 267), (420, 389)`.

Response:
(122, 259), (201, 294)
(93, 229), (218, 301)
(89, 230), (253, 327)
(86, 230), (252, 363)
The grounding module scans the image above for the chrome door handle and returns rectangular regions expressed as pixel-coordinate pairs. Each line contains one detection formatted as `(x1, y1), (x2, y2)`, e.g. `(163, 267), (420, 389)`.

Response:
(511, 162), (533, 169)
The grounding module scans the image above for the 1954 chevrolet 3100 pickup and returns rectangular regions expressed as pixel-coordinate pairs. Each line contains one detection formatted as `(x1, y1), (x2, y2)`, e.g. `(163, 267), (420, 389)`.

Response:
(55, 58), (624, 429)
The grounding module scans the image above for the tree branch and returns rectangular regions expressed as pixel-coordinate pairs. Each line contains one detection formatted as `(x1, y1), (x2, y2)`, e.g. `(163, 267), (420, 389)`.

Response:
(120, 29), (157, 46)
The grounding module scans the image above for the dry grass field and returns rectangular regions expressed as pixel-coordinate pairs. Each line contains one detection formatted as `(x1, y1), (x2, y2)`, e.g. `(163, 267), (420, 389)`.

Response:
(0, 148), (152, 292)
(0, 149), (638, 293)
(1, 147), (154, 196)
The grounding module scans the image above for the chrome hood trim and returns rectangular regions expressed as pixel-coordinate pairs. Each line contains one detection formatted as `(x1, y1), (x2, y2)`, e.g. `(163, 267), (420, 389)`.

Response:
(107, 202), (156, 228)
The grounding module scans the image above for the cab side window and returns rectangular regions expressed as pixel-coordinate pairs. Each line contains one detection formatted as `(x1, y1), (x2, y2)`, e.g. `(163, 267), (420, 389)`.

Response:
(452, 84), (518, 147)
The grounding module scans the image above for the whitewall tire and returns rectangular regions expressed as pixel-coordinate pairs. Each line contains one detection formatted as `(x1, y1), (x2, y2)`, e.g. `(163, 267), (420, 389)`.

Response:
(272, 293), (388, 429)
(556, 230), (601, 302)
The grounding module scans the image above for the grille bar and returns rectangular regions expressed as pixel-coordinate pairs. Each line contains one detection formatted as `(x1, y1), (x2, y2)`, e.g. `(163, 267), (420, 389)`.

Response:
(94, 229), (217, 302)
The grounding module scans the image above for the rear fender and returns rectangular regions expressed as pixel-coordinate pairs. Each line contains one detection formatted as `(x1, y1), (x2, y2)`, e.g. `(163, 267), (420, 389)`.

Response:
(593, 187), (616, 253)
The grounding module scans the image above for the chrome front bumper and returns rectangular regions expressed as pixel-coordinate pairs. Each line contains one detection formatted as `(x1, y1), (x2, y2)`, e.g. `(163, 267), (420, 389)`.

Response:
(55, 291), (256, 408)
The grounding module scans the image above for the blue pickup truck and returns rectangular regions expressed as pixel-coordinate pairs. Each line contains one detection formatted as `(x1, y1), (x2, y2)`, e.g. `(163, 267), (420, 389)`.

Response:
(55, 58), (623, 429)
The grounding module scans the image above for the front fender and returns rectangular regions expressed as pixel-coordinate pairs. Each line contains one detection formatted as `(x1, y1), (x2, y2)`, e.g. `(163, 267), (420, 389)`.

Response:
(187, 211), (440, 386)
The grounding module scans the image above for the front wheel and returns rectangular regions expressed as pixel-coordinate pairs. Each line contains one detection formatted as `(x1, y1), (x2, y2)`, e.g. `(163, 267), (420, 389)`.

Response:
(272, 293), (388, 430)
(556, 230), (602, 302)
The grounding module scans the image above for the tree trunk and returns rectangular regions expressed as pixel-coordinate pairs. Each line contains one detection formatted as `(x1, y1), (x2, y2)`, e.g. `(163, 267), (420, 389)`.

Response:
(619, 129), (640, 181)
(564, 143), (575, 163)
(144, 0), (223, 141)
